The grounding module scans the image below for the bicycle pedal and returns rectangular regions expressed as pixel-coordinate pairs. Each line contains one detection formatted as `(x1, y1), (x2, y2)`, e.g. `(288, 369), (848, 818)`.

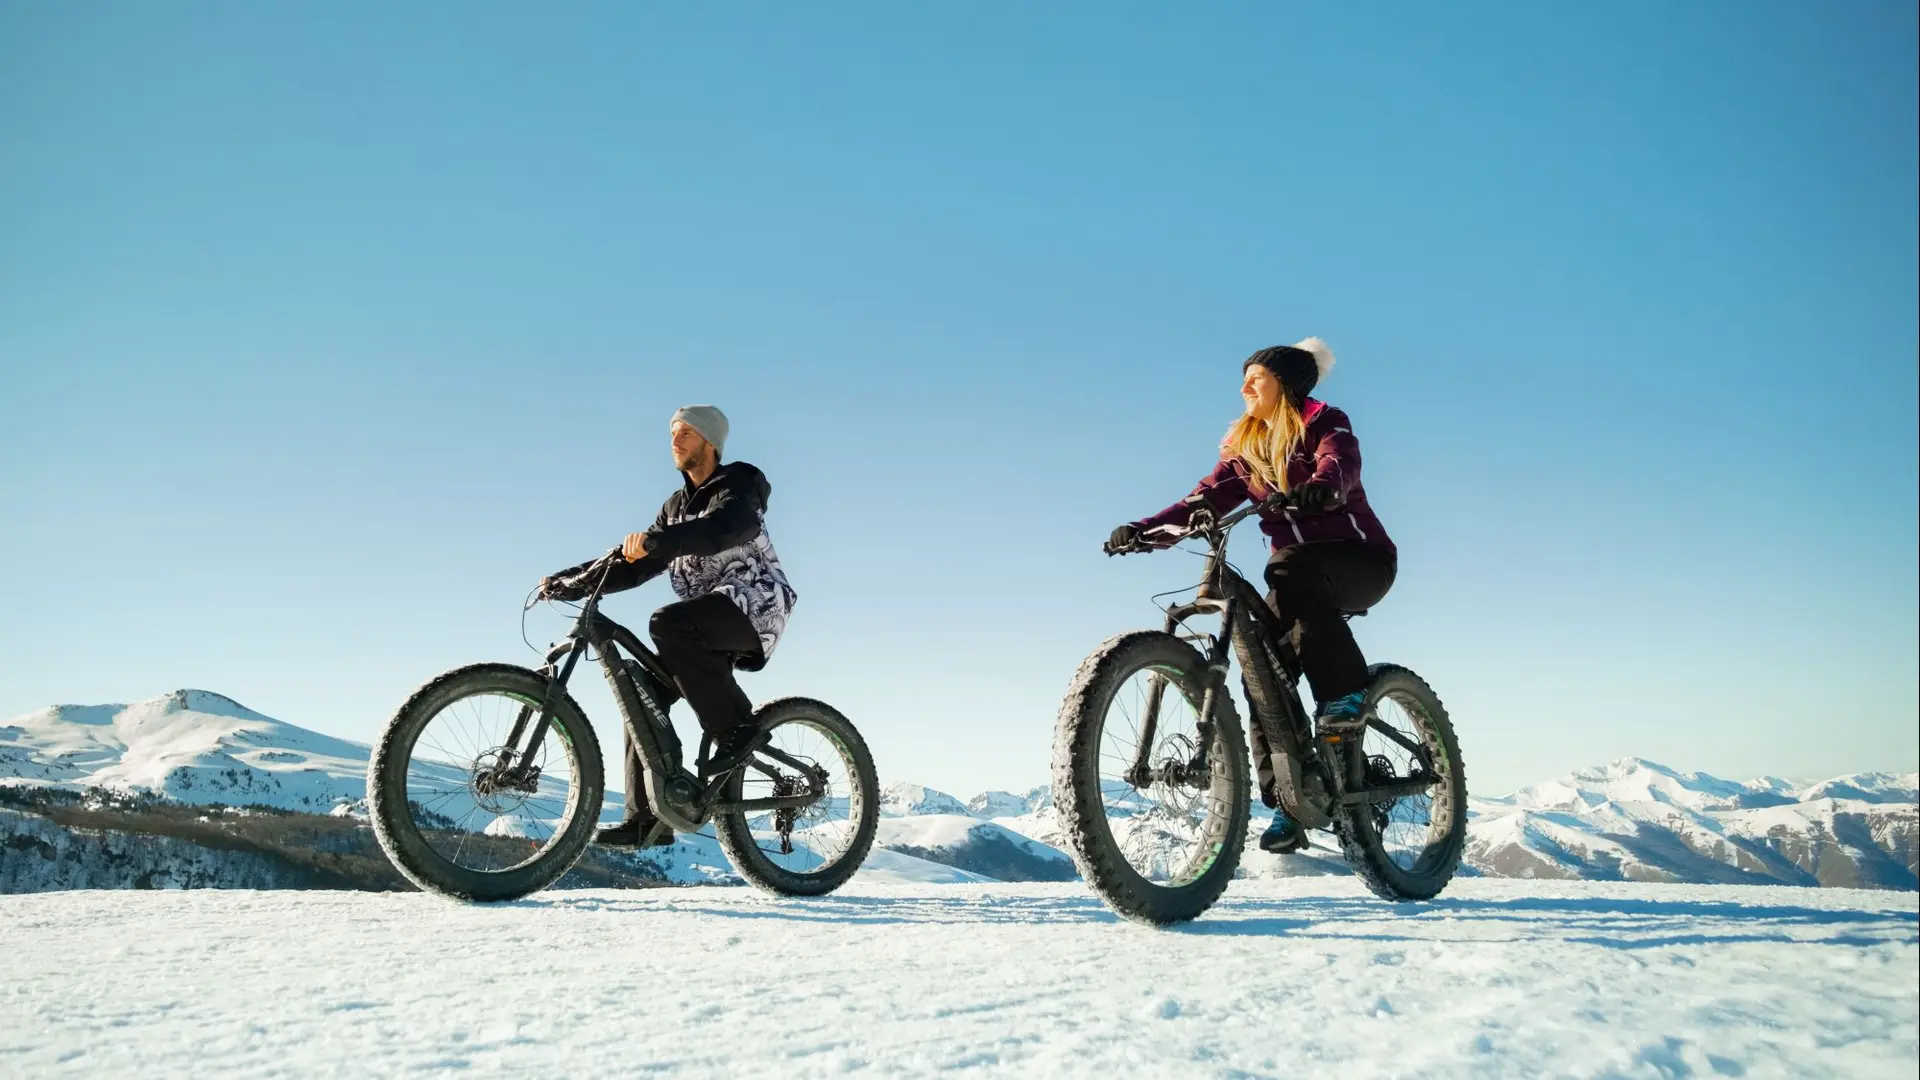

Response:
(1316, 711), (1372, 737)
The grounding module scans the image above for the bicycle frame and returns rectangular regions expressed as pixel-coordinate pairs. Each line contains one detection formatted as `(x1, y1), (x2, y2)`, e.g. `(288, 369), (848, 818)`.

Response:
(1129, 505), (1437, 828)
(488, 554), (827, 835)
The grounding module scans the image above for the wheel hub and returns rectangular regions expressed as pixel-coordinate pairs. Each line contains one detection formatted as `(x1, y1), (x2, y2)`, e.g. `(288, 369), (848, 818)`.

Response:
(469, 747), (539, 814)
(1153, 734), (1205, 789)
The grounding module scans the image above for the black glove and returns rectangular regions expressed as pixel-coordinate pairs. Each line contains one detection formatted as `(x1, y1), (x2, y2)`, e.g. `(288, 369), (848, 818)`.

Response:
(538, 574), (588, 602)
(1291, 482), (1339, 514)
(1104, 523), (1143, 556)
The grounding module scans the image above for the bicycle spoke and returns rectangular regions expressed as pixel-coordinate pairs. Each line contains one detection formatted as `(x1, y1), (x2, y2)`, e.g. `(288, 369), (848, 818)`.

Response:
(1360, 690), (1452, 872)
(395, 688), (585, 878)
(742, 718), (857, 875)
(1091, 665), (1218, 885)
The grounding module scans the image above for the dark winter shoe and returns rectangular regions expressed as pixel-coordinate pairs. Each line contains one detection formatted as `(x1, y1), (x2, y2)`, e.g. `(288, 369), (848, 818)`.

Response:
(699, 725), (764, 779)
(595, 817), (673, 849)
(1314, 690), (1370, 733)
(1258, 808), (1307, 854)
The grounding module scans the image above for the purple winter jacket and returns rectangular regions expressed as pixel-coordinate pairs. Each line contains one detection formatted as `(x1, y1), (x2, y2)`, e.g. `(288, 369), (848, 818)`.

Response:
(1135, 399), (1396, 556)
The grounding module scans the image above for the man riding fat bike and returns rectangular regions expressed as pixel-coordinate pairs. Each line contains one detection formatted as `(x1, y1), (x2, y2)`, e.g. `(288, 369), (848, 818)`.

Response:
(1106, 338), (1397, 856)
(539, 404), (798, 849)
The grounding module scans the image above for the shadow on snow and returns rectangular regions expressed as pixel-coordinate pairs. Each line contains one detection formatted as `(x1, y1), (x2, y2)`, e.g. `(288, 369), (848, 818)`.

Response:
(502, 888), (1917, 948)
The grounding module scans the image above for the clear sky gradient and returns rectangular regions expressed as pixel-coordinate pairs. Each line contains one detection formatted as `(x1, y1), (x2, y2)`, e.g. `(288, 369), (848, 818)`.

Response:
(3, 2), (1915, 798)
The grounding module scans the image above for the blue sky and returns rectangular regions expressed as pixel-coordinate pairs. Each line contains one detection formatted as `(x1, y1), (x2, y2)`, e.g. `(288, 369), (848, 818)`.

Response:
(3, 2), (1915, 798)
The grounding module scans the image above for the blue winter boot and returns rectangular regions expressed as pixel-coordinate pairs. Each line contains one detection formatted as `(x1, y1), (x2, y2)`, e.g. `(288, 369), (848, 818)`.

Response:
(1258, 806), (1307, 854)
(1315, 690), (1370, 732)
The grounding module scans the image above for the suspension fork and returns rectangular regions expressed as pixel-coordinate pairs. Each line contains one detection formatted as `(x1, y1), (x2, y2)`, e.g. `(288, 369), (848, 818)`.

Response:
(1126, 599), (1235, 786)
(1191, 597), (1234, 761)
(1120, 613), (1183, 786)
(1123, 603), (1194, 785)
(499, 633), (587, 775)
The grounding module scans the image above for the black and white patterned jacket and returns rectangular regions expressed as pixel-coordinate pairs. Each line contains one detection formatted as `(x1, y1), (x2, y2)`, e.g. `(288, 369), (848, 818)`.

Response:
(555, 461), (797, 668)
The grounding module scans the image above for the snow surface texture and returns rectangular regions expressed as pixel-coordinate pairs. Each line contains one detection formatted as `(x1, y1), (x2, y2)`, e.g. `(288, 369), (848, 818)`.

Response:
(4, 692), (1915, 889)
(1, 879), (1913, 1079)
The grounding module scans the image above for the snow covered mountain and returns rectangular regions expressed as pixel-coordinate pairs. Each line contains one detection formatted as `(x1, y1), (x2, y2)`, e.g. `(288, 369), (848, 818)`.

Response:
(1, 690), (371, 813)
(874, 814), (1077, 881)
(877, 782), (971, 817)
(3, 692), (1915, 890)
(1463, 757), (1918, 889)
(965, 786), (1050, 818)
(0, 692), (985, 889)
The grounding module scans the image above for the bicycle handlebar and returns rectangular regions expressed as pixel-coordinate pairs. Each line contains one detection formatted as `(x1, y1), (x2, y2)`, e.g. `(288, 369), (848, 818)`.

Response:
(1109, 493), (1292, 556)
(538, 547), (627, 602)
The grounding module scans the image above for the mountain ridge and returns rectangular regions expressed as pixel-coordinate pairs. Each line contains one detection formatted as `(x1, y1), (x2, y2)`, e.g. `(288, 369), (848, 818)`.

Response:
(4, 690), (1914, 890)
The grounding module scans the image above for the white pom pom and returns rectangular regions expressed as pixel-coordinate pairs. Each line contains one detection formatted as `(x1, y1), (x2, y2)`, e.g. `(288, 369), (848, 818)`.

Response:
(1292, 337), (1336, 383)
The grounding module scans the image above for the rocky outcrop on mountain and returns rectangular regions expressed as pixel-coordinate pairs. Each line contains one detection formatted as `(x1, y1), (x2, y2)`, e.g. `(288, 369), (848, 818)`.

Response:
(2, 806), (318, 891)
(0, 788), (670, 894)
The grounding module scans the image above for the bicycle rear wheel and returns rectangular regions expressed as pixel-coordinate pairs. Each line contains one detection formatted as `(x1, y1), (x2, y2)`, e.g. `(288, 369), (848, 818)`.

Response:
(1053, 630), (1250, 925)
(367, 663), (604, 902)
(712, 698), (879, 896)
(1331, 664), (1467, 901)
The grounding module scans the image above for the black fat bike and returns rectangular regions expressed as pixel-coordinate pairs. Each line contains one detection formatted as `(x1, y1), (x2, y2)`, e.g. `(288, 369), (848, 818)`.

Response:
(367, 550), (879, 902)
(1053, 495), (1467, 924)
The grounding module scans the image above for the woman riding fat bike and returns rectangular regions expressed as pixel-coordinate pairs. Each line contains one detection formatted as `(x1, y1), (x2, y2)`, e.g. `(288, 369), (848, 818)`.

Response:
(1062, 336), (1464, 924)
(1109, 339), (1398, 855)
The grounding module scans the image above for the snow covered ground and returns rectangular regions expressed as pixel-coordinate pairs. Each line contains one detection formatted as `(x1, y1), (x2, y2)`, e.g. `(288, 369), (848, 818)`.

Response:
(3, 880), (1913, 1079)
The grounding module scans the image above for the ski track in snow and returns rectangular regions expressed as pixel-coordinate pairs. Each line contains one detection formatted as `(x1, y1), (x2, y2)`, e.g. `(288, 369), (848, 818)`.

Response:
(2, 880), (1914, 1079)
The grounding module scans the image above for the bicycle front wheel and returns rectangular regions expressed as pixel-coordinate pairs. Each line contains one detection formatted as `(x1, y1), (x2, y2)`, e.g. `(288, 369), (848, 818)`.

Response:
(367, 663), (604, 902)
(1053, 630), (1250, 926)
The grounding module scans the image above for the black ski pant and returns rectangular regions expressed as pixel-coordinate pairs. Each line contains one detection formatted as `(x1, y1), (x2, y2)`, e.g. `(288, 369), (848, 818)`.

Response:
(1249, 540), (1396, 808)
(621, 593), (763, 825)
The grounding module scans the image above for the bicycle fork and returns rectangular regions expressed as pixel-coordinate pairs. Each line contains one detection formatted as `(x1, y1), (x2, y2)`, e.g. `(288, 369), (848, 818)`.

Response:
(476, 634), (587, 794)
(1125, 599), (1234, 788)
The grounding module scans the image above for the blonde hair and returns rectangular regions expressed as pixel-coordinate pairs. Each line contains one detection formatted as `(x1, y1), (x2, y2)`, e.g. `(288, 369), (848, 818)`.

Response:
(1223, 393), (1306, 494)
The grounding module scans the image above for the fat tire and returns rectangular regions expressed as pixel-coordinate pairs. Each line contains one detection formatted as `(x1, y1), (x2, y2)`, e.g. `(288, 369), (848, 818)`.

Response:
(368, 663), (604, 902)
(1053, 630), (1250, 926)
(713, 697), (880, 897)
(1331, 663), (1467, 901)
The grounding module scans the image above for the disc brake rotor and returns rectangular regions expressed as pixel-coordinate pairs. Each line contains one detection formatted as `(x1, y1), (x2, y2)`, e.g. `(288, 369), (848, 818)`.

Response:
(1365, 753), (1402, 833)
(1151, 733), (1204, 815)
(469, 746), (537, 815)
